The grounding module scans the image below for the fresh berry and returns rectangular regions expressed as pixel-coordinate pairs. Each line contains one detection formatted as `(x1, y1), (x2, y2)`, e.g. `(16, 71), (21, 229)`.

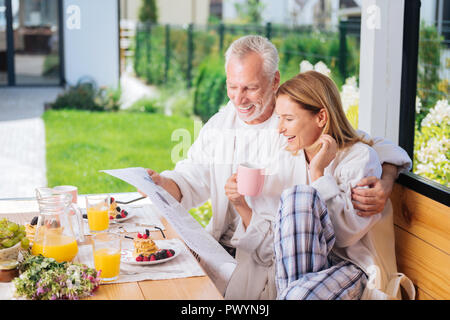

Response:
(110, 197), (115, 204)
(166, 250), (173, 258)
(136, 255), (143, 262)
(31, 216), (39, 226)
(145, 229), (150, 237)
(82, 214), (88, 219)
(109, 216), (114, 220)
(158, 250), (167, 259)
(137, 233), (143, 239)
(116, 206), (121, 212)
(142, 234), (148, 239)
(116, 214), (122, 219)
(123, 210), (128, 217)
(143, 255), (150, 261)
(150, 254), (156, 261)
(169, 249), (175, 255)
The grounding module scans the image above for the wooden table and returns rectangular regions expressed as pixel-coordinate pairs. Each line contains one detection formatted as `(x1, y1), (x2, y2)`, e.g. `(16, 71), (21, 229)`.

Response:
(0, 193), (224, 300)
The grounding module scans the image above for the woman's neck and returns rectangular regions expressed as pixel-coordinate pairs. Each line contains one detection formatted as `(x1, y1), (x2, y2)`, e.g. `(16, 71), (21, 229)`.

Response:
(304, 145), (320, 164)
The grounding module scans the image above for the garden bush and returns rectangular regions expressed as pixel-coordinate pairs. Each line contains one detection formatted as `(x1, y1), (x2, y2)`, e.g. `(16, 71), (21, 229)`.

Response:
(417, 22), (444, 125)
(193, 56), (228, 123)
(413, 99), (449, 187)
(50, 81), (121, 112)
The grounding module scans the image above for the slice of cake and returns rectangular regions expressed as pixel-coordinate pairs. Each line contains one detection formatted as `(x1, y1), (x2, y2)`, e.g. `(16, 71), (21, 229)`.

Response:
(132, 229), (158, 258)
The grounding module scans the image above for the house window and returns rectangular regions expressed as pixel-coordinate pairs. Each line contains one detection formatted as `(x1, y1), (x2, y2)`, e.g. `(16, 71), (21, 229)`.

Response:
(0, 0), (63, 86)
(399, 0), (449, 206)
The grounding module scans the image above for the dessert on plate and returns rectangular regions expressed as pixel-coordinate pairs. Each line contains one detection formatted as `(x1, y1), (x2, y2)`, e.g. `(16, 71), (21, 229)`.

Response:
(132, 229), (175, 262)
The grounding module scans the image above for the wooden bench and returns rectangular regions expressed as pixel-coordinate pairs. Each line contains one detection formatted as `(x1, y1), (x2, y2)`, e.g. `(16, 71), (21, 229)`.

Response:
(391, 183), (450, 300)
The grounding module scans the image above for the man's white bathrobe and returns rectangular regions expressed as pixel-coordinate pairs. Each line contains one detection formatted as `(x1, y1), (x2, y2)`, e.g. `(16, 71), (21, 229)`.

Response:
(160, 102), (411, 299)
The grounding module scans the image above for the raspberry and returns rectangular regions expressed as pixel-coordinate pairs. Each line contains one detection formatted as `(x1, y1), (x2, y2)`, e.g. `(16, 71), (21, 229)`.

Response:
(136, 255), (143, 262)
(142, 234), (148, 239)
(137, 233), (143, 239)
(150, 254), (156, 261)
(143, 256), (150, 261)
(166, 250), (173, 258)
(109, 216), (114, 220)
(121, 211), (126, 218)
(110, 197), (115, 204)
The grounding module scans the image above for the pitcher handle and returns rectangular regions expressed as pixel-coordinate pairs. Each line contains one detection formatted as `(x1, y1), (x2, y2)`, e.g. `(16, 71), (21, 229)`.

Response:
(70, 203), (85, 243)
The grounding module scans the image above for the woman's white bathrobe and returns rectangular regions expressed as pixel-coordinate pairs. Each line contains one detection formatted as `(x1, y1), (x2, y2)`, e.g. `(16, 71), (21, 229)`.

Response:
(309, 143), (415, 299)
(160, 102), (412, 299)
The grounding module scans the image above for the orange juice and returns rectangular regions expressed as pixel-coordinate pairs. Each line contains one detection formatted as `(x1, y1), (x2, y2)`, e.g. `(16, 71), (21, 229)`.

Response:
(93, 248), (121, 281)
(87, 208), (109, 231)
(32, 234), (78, 262)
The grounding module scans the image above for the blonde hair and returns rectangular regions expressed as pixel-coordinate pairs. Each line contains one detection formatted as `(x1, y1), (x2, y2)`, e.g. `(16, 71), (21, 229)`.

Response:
(276, 71), (372, 150)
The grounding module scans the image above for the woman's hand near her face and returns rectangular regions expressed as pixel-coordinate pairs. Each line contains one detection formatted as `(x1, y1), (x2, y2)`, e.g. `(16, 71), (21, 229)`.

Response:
(309, 134), (338, 182)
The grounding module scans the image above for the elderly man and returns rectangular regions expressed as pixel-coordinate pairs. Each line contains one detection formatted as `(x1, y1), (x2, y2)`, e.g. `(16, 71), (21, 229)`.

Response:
(145, 35), (411, 299)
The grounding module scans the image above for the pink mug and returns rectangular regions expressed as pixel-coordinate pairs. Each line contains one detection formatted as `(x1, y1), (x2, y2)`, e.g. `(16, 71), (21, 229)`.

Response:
(53, 185), (78, 204)
(237, 164), (265, 197)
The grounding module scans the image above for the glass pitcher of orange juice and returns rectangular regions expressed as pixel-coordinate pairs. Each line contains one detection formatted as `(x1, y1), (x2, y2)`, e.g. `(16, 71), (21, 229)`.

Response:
(32, 188), (85, 262)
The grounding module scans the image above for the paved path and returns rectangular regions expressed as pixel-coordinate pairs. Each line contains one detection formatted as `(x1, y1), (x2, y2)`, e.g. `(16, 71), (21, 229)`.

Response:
(0, 87), (62, 199)
(120, 72), (159, 110)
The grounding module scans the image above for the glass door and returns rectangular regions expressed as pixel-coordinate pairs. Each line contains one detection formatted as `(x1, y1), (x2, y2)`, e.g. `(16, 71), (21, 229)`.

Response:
(12, 0), (60, 85)
(0, 0), (7, 84)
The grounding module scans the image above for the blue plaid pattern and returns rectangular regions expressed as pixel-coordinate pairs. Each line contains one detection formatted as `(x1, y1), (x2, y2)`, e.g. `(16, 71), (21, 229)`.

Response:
(274, 184), (367, 300)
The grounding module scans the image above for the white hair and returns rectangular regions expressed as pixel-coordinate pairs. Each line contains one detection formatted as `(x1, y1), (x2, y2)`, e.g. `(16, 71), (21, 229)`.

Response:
(225, 35), (279, 79)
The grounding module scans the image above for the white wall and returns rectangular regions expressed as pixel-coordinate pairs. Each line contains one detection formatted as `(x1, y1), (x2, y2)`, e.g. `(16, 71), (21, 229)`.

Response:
(63, 0), (119, 88)
(156, 0), (210, 25)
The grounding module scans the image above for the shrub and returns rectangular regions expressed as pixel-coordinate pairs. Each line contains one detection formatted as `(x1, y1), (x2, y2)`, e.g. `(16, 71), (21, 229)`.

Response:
(50, 81), (121, 112)
(193, 56), (228, 123)
(417, 22), (444, 125)
(413, 99), (450, 187)
(189, 200), (212, 227)
(127, 97), (164, 114)
(138, 0), (158, 23)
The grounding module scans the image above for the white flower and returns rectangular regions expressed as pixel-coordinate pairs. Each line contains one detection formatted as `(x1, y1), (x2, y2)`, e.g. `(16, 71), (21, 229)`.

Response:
(340, 76), (359, 113)
(416, 96), (422, 114)
(314, 61), (331, 77)
(299, 60), (332, 77)
(421, 99), (449, 127)
(299, 60), (314, 73)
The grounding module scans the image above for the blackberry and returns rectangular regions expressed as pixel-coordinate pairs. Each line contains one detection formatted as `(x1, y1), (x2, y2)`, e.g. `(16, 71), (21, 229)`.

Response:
(30, 216), (39, 226)
(116, 206), (121, 212)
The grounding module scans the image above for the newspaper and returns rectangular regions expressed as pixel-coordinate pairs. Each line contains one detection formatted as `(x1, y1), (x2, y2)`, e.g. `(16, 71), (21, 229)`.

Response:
(100, 167), (236, 294)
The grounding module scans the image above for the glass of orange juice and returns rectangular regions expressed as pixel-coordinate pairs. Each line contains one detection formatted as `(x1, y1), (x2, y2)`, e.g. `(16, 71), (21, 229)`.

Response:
(86, 194), (110, 232)
(92, 232), (121, 282)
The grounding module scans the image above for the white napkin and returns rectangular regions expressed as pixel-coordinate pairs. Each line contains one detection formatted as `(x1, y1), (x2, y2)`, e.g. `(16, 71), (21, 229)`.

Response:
(0, 282), (15, 300)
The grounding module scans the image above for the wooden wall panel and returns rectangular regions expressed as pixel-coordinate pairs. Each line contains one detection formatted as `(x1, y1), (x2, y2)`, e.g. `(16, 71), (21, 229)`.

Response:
(391, 183), (449, 300)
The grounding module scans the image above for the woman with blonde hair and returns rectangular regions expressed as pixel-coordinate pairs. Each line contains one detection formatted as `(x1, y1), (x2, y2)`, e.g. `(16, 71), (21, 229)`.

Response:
(273, 71), (414, 300)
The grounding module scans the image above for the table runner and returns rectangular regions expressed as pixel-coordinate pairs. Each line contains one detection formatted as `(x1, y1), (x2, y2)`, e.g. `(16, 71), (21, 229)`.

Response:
(76, 238), (205, 284)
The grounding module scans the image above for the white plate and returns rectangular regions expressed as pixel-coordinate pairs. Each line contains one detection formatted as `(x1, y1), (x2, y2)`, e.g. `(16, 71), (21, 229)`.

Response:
(121, 244), (179, 266)
(82, 207), (135, 223)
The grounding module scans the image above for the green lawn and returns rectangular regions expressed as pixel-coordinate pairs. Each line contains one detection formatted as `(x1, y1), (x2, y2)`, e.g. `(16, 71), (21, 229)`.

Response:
(43, 110), (196, 194)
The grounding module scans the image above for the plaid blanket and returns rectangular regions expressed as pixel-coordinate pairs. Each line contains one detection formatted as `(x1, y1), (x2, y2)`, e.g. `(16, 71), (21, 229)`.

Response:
(274, 184), (367, 300)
